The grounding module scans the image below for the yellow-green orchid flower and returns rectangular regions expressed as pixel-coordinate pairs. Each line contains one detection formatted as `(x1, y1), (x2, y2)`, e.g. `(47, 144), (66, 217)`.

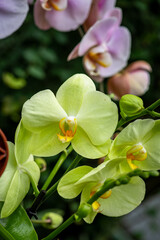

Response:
(21, 74), (118, 159)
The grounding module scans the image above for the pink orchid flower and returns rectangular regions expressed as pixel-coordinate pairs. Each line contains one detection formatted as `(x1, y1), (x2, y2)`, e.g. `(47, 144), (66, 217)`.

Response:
(84, 0), (122, 31)
(0, 0), (32, 39)
(107, 61), (152, 100)
(34, 0), (92, 31)
(68, 17), (131, 80)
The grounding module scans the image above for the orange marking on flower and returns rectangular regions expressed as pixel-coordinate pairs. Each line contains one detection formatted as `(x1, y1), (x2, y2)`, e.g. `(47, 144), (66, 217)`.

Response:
(126, 143), (147, 170)
(57, 116), (77, 143)
(90, 185), (112, 211)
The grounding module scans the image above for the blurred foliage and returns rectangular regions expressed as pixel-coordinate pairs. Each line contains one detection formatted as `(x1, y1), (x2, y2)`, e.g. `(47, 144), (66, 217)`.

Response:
(0, 0), (160, 239)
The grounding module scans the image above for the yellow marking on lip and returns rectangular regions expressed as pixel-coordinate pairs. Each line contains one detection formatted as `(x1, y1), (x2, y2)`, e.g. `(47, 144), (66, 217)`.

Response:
(57, 116), (77, 143)
(127, 143), (147, 170)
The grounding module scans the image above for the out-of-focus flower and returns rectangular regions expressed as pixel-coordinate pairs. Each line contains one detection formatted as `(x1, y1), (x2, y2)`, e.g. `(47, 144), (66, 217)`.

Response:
(21, 74), (118, 159)
(68, 18), (131, 80)
(107, 61), (152, 100)
(34, 0), (92, 31)
(0, 0), (31, 39)
(84, 0), (122, 31)
(0, 129), (9, 177)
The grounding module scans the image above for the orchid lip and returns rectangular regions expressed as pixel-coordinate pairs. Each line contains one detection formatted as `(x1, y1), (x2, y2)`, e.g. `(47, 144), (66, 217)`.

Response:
(57, 116), (77, 143)
(41, 0), (67, 11)
(126, 143), (147, 169)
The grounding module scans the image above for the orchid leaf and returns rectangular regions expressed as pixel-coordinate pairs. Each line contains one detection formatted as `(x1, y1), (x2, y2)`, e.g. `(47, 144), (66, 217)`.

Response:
(0, 202), (38, 240)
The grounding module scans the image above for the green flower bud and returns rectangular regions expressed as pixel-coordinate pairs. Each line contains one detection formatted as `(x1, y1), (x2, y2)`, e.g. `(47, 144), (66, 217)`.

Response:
(42, 212), (63, 229)
(119, 94), (144, 119)
(74, 203), (92, 222)
(35, 157), (47, 172)
(149, 170), (159, 177)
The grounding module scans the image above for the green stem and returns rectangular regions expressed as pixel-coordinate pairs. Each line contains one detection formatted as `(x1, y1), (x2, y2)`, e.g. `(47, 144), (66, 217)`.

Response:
(147, 110), (160, 118)
(0, 223), (15, 240)
(42, 215), (75, 240)
(117, 99), (160, 129)
(42, 155), (83, 203)
(32, 219), (51, 224)
(41, 145), (73, 191)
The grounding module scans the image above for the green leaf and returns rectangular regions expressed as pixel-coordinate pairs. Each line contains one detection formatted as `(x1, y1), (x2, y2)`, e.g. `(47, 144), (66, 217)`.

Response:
(56, 74), (96, 116)
(77, 91), (118, 145)
(0, 223), (15, 240)
(0, 203), (38, 240)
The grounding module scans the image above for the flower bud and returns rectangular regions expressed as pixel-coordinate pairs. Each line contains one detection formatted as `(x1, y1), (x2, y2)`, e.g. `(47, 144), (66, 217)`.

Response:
(120, 94), (144, 118)
(42, 212), (63, 229)
(74, 203), (92, 222)
(35, 157), (47, 172)
(107, 61), (152, 99)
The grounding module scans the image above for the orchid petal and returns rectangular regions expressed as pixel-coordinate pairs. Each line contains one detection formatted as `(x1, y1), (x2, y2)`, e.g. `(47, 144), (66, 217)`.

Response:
(72, 127), (111, 159)
(57, 166), (92, 199)
(56, 74), (96, 116)
(129, 71), (150, 96)
(0, 142), (17, 201)
(135, 120), (160, 170)
(109, 119), (155, 159)
(34, 0), (50, 30)
(104, 8), (122, 26)
(22, 90), (67, 133)
(77, 91), (118, 145)
(79, 18), (117, 56)
(0, 0), (28, 39)
(45, 0), (92, 31)
(99, 177), (145, 217)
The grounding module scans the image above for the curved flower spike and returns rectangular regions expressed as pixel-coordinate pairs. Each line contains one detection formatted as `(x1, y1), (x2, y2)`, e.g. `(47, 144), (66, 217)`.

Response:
(0, 0), (30, 39)
(107, 61), (152, 100)
(58, 159), (145, 223)
(34, 0), (92, 31)
(109, 119), (160, 171)
(0, 129), (9, 177)
(22, 74), (118, 159)
(84, 0), (122, 31)
(0, 142), (40, 218)
(68, 18), (131, 80)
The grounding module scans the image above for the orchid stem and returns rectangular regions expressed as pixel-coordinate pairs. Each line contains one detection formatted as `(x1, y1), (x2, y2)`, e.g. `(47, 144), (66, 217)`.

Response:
(42, 155), (83, 203)
(41, 145), (73, 191)
(117, 99), (160, 129)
